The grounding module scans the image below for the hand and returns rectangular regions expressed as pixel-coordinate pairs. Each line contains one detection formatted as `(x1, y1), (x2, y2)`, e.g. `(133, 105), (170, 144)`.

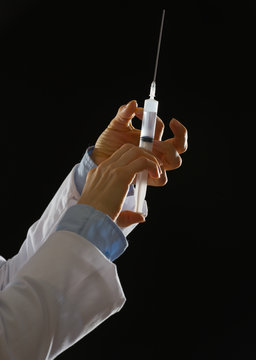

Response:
(91, 100), (188, 186)
(78, 144), (162, 227)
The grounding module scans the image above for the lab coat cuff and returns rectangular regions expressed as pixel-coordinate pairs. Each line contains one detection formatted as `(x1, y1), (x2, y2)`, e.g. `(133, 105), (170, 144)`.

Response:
(56, 204), (128, 262)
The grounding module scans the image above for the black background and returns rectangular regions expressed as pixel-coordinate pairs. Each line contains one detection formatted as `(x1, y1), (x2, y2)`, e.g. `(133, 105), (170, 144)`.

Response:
(1, 1), (256, 359)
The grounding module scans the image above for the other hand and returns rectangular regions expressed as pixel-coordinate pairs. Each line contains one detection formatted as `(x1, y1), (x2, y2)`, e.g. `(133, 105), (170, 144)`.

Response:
(91, 100), (188, 186)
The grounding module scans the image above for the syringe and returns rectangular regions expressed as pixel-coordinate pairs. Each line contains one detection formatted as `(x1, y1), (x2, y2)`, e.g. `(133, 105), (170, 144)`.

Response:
(135, 9), (165, 213)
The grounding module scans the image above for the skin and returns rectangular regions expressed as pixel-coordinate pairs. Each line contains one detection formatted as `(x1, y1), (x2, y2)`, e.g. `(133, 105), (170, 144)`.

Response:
(79, 100), (188, 227)
(91, 100), (188, 186)
(78, 144), (162, 227)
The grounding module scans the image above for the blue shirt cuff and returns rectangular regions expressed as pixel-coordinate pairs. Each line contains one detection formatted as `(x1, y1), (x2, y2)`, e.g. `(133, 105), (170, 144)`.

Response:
(74, 146), (96, 195)
(56, 204), (128, 262)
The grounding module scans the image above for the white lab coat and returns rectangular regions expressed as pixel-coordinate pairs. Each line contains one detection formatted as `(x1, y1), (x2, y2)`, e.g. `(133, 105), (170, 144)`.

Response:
(0, 166), (140, 360)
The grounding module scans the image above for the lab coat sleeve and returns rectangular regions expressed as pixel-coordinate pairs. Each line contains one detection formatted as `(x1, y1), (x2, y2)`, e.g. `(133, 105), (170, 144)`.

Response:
(0, 144), (147, 289)
(0, 165), (146, 289)
(0, 230), (126, 360)
(0, 166), (80, 289)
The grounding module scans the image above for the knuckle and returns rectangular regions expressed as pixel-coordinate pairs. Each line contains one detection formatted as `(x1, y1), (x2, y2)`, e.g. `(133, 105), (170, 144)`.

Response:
(107, 163), (116, 173)
(175, 156), (182, 168)
(118, 105), (125, 112)
(171, 155), (182, 169)
(97, 162), (111, 175)
(130, 145), (143, 158)
(121, 143), (134, 151)
(103, 166), (120, 180)
(178, 143), (188, 154)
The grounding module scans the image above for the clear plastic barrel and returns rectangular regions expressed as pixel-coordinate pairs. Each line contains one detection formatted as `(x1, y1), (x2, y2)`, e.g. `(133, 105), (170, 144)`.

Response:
(140, 111), (157, 144)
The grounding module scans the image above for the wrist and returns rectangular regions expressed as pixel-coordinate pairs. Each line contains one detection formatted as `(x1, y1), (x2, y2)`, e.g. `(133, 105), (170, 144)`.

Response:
(78, 196), (117, 222)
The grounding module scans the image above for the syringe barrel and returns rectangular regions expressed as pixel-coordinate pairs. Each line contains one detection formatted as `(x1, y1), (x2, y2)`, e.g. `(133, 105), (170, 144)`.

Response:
(135, 98), (159, 213)
(139, 99), (158, 144)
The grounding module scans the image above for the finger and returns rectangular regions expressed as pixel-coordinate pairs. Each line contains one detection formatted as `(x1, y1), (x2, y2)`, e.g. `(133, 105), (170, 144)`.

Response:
(125, 156), (161, 182)
(114, 145), (162, 171)
(148, 168), (168, 187)
(101, 143), (162, 176)
(135, 107), (165, 140)
(110, 100), (137, 128)
(100, 143), (135, 167)
(116, 211), (145, 227)
(169, 118), (188, 154)
(153, 140), (182, 170)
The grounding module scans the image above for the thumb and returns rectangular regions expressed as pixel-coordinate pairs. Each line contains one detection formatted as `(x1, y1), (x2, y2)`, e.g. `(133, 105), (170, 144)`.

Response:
(116, 210), (145, 227)
(169, 118), (188, 154)
(112, 100), (137, 127)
